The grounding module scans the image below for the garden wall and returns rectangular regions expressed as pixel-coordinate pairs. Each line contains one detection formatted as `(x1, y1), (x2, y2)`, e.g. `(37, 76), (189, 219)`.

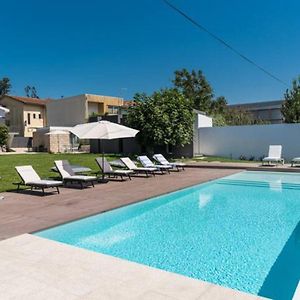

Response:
(198, 123), (300, 161)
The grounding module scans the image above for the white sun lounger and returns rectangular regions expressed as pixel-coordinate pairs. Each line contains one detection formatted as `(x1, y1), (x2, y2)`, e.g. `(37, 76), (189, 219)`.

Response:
(95, 157), (133, 180)
(54, 160), (97, 188)
(120, 157), (156, 177)
(153, 154), (186, 171)
(262, 145), (284, 166)
(291, 157), (300, 167)
(15, 165), (62, 196)
(137, 155), (172, 174)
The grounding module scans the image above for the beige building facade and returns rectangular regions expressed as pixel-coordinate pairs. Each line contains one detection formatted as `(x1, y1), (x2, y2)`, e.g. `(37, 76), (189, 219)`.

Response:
(0, 95), (47, 137)
(47, 94), (124, 127)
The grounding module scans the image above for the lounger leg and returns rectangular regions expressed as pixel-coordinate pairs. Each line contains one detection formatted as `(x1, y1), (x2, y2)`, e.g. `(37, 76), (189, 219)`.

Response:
(41, 187), (45, 196)
(128, 174), (131, 180)
(91, 181), (94, 187)
(56, 187), (60, 194)
(80, 181), (84, 189)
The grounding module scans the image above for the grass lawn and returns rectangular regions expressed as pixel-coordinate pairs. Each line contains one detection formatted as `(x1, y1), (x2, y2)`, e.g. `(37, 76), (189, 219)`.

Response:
(0, 153), (118, 193)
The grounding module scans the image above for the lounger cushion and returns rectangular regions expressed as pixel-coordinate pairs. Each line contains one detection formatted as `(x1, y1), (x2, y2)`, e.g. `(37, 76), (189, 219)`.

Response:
(112, 170), (133, 175)
(134, 167), (157, 171)
(64, 175), (96, 181)
(27, 180), (62, 187)
(156, 165), (172, 169)
(120, 157), (157, 172)
(262, 157), (282, 162)
(292, 157), (300, 162)
(153, 154), (186, 167)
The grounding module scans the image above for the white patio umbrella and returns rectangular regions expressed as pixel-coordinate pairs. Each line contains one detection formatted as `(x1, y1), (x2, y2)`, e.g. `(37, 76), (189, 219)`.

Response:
(70, 121), (139, 182)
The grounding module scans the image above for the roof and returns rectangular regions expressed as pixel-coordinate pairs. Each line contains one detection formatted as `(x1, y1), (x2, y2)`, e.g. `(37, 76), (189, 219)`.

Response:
(228, 100), (284, 110)
(122, 100), (136, 108)
(1, 95), (49, 106)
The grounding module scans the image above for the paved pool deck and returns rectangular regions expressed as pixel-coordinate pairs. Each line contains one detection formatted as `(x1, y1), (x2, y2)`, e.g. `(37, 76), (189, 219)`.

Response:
(0, 234), (265, 300)
(0, 167), (241, 240)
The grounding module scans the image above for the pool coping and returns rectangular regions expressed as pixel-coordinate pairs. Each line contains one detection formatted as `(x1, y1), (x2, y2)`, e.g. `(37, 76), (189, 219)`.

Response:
(0, 234), (267, 299)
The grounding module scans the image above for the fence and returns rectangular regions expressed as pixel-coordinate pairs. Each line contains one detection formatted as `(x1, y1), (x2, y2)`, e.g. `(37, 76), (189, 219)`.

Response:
(198, 123), (300, 161)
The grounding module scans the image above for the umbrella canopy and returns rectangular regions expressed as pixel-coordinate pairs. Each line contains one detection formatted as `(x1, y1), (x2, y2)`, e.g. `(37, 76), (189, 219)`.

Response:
(70, 121), (139, 140)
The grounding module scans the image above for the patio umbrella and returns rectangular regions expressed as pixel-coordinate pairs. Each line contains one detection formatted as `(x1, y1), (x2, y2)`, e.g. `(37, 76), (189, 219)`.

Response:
(70, 121), (139, 182)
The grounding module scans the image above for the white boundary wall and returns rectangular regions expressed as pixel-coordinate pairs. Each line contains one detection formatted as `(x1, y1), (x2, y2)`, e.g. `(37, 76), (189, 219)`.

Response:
(198, 124), (300, 161)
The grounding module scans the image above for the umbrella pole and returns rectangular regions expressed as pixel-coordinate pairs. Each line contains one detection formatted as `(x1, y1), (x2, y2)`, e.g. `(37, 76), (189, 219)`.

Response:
(99, 140), (108, 183)
(102, 146), (104, 181)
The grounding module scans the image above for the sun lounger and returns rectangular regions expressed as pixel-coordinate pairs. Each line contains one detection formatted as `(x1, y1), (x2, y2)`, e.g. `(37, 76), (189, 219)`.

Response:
(153, 154), (186, 171)
(95, 157), (133, 180)
(291, 157), (300, 167)
(120, 157), (156, 177)
(15, 165), (62, 196)
(262, 145), (284, 166)
(54, 160), (96, 188)
(137, 155), (172, 174)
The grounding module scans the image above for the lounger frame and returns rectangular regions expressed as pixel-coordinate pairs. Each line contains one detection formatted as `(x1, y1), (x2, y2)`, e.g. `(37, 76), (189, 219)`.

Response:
(15, 181), (60, 196)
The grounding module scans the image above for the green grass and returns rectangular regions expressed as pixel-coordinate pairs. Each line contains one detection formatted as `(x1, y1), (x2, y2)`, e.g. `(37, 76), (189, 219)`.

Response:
(0, 153), (119, 193)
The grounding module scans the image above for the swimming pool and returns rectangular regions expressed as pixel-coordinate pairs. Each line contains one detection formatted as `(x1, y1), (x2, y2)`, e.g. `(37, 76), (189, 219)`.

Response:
(35, 171), (300, 299)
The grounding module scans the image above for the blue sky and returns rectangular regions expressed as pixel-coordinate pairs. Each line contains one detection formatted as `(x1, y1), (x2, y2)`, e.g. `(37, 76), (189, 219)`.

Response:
(1, 0), (299, 103)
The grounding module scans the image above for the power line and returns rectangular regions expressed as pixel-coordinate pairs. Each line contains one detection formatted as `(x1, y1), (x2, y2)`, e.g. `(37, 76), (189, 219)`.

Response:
(162, 0), (288, 87)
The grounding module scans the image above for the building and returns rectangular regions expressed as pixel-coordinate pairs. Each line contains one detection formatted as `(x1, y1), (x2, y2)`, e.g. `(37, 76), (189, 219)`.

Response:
(32, 127), (74, 153)
(228, 100), (284, 124)
(0, 95), (47, 137)
(47, 94), (124, 127)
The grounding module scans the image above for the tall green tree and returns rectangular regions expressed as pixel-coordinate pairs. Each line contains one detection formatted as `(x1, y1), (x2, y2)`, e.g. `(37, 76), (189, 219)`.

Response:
(281, 77), (300, 123)
(173, 69), (214, 112)
(0, 124), (9, 151)
(0, 77), (11, 96)
(24, 85), (39, 98)
(173, 69), (228, 115)
(126, 89), (194, 150)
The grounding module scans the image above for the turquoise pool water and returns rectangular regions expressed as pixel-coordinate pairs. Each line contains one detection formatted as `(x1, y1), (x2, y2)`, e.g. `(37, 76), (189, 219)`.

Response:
(35, 171), (300, 299)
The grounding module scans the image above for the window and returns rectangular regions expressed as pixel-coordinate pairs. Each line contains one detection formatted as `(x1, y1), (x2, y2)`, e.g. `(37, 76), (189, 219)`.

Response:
(107, 105), (119, 115)
(39, 113), (42, 119)
(27, 113), (31, 125)
(33, 113), (36, 119)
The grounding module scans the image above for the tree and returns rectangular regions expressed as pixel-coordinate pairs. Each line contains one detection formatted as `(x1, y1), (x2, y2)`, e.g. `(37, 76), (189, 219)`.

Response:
(24, 85), (39, 98)
(281, 77), (300, 123)
(0, 77), (11, 96)
(0, 124), (9, 151)
(126, 89), (194, 150)
(172, 69), (228, 115)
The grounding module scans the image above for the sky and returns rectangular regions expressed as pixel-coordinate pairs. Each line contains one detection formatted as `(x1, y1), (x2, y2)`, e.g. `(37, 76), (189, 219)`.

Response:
(1, 0), (300, 104)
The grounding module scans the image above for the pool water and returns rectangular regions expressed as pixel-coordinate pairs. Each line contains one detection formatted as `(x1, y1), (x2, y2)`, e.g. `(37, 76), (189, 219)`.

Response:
(35, 171), (300, 299)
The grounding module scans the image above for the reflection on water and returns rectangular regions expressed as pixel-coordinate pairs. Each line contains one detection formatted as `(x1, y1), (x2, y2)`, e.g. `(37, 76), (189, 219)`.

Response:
(198, 192), (212, 209)
(269, 179), (282, 192)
